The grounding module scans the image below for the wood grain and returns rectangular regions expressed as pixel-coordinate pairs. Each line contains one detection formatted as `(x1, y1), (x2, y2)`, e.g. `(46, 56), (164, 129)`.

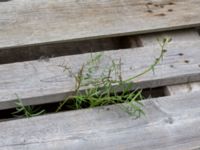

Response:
(1, 92), (200, 149)
(1, 0), (200, 48)
(0, 42), (200, 109)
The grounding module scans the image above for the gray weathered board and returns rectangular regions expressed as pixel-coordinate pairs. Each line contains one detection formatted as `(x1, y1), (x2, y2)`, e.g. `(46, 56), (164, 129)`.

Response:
(138, 29), (200, 95)
(1, 92), (200, 150)
(1, 42), (200, 109)
(138, 29), (200, 46)
(165, 82), (200, 95)
(1, 0), (200, 48)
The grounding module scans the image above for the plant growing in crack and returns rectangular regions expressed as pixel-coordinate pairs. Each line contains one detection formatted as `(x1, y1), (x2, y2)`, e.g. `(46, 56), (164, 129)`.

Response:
(56, 37), (172, 117)
(11, 37), (171, 118)
(12, 94), (45, 118)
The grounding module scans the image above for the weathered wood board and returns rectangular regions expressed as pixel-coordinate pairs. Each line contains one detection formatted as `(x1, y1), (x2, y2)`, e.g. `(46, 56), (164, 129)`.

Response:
(138, 29), (200, 95)
(1, 0), (200, 48)
(1, 92), (200, 149)
(138, 29), (200, 46)
(0, 42), (200, 109)
(165, 82), (200, 95)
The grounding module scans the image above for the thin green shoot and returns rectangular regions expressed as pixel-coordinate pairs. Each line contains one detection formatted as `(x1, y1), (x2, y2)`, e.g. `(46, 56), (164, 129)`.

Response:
(12, 94), (45, 118)
(56, 37), (171, 117)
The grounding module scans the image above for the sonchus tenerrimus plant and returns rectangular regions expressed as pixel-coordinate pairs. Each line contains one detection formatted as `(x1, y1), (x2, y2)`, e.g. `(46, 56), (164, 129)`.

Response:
(12, 37), (171, 118)
(56, 37), (172, 117)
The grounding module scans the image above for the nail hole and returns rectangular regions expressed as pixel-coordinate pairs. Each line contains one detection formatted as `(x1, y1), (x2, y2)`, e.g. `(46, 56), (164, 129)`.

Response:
(163, 49), (167, 53)
(170, 65), (174, 68)
(106, 108), (110, 111)
(178, 53), (184, 56)
(160, 4), (164, 8)
(198, 64), (200, 68)
(168, 9), (173, 12)
(155, 13), (166, 16)
(184, 60), (189, 63)
(147, 9), (153, 13)
(147, 2), (153, 5)
(154, 4), (159, 7)
(168, 2), (175, 5)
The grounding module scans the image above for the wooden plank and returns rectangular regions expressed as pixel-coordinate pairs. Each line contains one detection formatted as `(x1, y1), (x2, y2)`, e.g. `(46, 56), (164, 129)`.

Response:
(138, 29), (200, 45)
(165, 82), (200, 95)
(138, 29), (200, 95)
(1, 92), (200, 149)
(1, 42), (200, 110)
(1, 0), (200, 49)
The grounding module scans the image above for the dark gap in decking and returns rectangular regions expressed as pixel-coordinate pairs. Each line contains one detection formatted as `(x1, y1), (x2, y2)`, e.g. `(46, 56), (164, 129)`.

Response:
(0, 86), (165, 122)
(0, 35), (141, 65)
(197, 28), (200, 36)
(0, 0), (11, 2)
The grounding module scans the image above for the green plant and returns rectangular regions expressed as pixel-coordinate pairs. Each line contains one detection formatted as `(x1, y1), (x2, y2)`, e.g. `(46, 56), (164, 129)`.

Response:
(125, 37), (171, 82)
(12, 95), (45, 118)
(12, 37), (171, 118)
(56, 37), (171, 117)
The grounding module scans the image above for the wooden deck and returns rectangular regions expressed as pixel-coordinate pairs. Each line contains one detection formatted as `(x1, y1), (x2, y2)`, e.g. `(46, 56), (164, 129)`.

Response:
(0, 0), (200, 149)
